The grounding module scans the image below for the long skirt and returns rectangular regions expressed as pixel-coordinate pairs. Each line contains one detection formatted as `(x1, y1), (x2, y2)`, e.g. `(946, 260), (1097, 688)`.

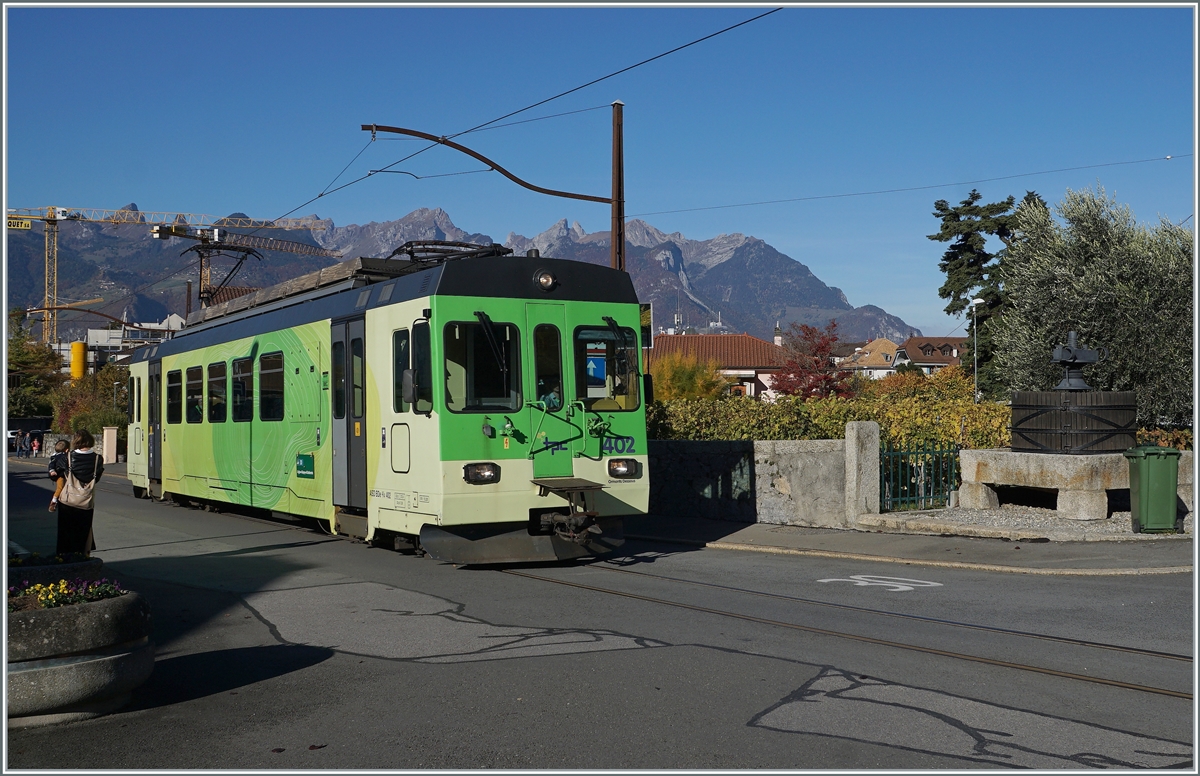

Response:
(56, 503), (96, 556)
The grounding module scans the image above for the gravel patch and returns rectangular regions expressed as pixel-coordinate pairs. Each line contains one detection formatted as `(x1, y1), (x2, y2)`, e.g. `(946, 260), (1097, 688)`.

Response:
(861, 504), (1192, 541)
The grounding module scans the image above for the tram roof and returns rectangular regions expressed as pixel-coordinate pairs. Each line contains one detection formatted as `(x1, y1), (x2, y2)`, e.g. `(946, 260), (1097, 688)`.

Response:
(129, 255), (638, 363)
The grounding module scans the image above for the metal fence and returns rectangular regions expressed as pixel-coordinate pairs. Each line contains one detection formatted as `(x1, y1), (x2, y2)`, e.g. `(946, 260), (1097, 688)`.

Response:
(880, 441), (960, 512)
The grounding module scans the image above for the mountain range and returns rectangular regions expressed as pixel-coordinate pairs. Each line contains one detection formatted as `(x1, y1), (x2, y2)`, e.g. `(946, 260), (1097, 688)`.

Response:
(6, 205), (919, 343)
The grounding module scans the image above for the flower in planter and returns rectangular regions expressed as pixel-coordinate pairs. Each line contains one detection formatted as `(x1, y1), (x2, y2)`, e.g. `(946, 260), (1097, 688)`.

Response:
(7, 578), (126, 613)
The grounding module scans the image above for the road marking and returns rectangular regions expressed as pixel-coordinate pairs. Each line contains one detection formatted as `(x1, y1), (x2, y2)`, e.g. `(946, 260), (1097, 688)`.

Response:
(817, 574), (943, 592)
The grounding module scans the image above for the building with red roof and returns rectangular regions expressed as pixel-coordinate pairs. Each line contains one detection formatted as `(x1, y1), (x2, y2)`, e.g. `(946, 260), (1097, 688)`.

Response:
(646, 333), (786, 398)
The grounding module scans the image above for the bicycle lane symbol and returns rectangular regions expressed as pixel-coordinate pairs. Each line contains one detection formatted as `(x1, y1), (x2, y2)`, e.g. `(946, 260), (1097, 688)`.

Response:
(816, 575), (943, 592)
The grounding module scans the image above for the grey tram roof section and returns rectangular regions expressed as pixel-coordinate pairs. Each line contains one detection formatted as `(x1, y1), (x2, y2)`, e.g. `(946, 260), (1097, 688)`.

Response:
(129, 255), (640, 364)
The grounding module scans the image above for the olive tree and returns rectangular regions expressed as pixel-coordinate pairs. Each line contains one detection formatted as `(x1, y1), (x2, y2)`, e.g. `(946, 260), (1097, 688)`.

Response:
(992, 186), (1193, 428)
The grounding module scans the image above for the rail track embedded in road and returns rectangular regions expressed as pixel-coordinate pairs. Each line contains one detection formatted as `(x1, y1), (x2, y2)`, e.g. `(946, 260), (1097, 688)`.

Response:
(502, 569), (1192, 701)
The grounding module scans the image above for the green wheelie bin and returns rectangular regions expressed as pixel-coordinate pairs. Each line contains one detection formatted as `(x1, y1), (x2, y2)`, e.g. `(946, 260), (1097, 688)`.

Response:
(1123, 446), (1183, 533)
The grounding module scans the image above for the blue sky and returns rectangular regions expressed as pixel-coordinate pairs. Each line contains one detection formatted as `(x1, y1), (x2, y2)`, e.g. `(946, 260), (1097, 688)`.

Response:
(5, 5), (1195, 337)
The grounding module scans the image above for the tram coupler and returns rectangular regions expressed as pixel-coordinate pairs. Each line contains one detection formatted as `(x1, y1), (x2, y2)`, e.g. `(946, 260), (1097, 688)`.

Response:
(537, 510), (604, 544)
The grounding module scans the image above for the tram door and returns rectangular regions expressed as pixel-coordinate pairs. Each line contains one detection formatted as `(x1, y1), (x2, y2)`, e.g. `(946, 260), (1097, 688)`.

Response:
(331, 319), (368, 509)
(526, 303), (576, 478)
(148, 360), (162, 486)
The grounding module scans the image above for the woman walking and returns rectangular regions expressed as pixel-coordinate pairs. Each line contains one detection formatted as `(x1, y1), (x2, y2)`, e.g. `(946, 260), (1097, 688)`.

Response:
(50, 430), (104, 556)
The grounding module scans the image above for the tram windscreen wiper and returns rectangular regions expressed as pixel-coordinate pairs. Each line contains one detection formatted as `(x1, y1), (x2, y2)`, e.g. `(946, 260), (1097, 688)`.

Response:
(473, 311), (509, 389)
(601, 316), (628, 347)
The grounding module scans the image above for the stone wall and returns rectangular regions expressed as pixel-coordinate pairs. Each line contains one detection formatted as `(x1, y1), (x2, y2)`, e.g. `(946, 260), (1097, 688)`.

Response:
(648, 421), (881, 529)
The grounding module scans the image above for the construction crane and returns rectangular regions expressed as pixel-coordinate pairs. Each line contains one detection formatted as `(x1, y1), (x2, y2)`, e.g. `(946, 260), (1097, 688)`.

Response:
(148, 223), (341, 308)
(7, 206), (341, 342)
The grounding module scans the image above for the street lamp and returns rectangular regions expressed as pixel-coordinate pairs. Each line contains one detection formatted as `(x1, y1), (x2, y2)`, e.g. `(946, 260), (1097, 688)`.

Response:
(114, 381), (120, 410)
(970, 298), (985, 403)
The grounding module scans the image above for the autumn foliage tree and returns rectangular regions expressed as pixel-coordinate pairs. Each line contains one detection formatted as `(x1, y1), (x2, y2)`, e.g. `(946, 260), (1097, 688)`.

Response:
(648, 351), (730, 401)
(772, 320), (853, 399)
(50, 363), (129, 445)
(6, 311), (67, 417)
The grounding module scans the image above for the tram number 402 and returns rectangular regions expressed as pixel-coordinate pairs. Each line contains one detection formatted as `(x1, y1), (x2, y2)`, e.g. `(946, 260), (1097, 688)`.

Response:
(601, 436), (637, 454)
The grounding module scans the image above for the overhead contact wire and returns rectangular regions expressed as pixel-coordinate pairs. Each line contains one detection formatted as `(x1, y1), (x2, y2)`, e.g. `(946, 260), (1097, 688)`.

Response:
(628, 154), (1193, 218)
(262, 8), (783, 226)
(447, 8), (783, 140)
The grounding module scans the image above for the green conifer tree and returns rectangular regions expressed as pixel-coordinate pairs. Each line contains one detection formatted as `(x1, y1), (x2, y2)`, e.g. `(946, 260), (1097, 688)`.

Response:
(928, 189), (1042, 399)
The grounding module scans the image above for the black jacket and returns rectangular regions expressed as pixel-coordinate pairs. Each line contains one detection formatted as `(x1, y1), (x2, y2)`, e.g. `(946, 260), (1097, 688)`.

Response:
(52, 450), (104, 485)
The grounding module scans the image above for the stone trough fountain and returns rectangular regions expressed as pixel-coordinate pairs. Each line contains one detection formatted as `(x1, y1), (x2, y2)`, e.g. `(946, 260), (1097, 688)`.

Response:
(958, 332), (1192, 523)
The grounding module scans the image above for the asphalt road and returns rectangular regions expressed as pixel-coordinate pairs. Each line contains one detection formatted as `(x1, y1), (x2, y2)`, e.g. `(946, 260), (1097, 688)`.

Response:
(6, 461), (1195, 769)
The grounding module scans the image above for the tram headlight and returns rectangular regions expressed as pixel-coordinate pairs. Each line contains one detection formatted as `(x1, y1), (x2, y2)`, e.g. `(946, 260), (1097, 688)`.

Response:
(607, 458), (639, 479)
(463, 462), (501, 484)
(533, 269), (558, 292)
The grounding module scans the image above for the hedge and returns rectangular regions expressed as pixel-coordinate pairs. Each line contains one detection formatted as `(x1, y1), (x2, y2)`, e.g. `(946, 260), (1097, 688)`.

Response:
(647, 397), (1191, 450)
(646, 396), (1010, 448)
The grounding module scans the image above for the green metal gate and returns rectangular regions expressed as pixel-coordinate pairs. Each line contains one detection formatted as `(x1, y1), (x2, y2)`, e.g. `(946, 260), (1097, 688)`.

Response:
(880, 441), (960, 512)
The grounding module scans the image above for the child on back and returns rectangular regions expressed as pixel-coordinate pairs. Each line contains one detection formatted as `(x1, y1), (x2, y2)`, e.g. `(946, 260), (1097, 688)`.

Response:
(48, 440), (69, 511)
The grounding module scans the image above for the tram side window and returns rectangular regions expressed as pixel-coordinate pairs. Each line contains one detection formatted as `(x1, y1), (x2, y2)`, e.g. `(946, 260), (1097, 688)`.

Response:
(350, 339), (364, 419)
(260, 352), (285, 422)
(136, 377), (141, 422)
(232, 357), (253, 422)
(127, 376), (135, 423)
(208, 363), (227, 423)
(332, 341), (346, 420)
(574, 324), (640, 411)
(186, 366), (204, 423)
(443, 320), (521, 413)
(533, 324), (563, 412)
(393, 329), (410, 412)
(166, 370), (182, 424)
(413, 321), (432, 414)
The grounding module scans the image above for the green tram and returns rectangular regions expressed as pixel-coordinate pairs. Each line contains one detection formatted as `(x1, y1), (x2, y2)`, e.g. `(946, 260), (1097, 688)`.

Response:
(125, 242), (649, 564)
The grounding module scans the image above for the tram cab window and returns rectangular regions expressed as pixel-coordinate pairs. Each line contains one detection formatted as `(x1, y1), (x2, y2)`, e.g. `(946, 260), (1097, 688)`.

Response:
(443, 319), (521, 413)
(533, 324), (563, 412)
(232, 357), (253, 422)
(127, 376), (135, 423)
(208, 363), (227, 423)
(185, 367), (204, 423)
(393, 330), (410, 412)
(260, 352), (285, 422)
(166, 370), (182, 424)
(574, 323), (640, 411)
(412, 321), (433, 414)
(332, 341), (346, 420)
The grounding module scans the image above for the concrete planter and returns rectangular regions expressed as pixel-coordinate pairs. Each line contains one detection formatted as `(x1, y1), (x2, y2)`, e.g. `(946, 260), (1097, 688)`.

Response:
(7, 557), (104, 589)
(7, 592), (154, 729)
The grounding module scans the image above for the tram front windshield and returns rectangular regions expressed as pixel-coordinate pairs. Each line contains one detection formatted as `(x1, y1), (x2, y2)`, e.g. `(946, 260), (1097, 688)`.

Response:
(574, 325), (640, 411)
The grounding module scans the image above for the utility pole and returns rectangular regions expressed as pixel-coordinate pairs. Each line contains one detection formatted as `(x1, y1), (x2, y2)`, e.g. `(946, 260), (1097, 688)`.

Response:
(364, 101), (629, 273)
(610, 101), (625, 272)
